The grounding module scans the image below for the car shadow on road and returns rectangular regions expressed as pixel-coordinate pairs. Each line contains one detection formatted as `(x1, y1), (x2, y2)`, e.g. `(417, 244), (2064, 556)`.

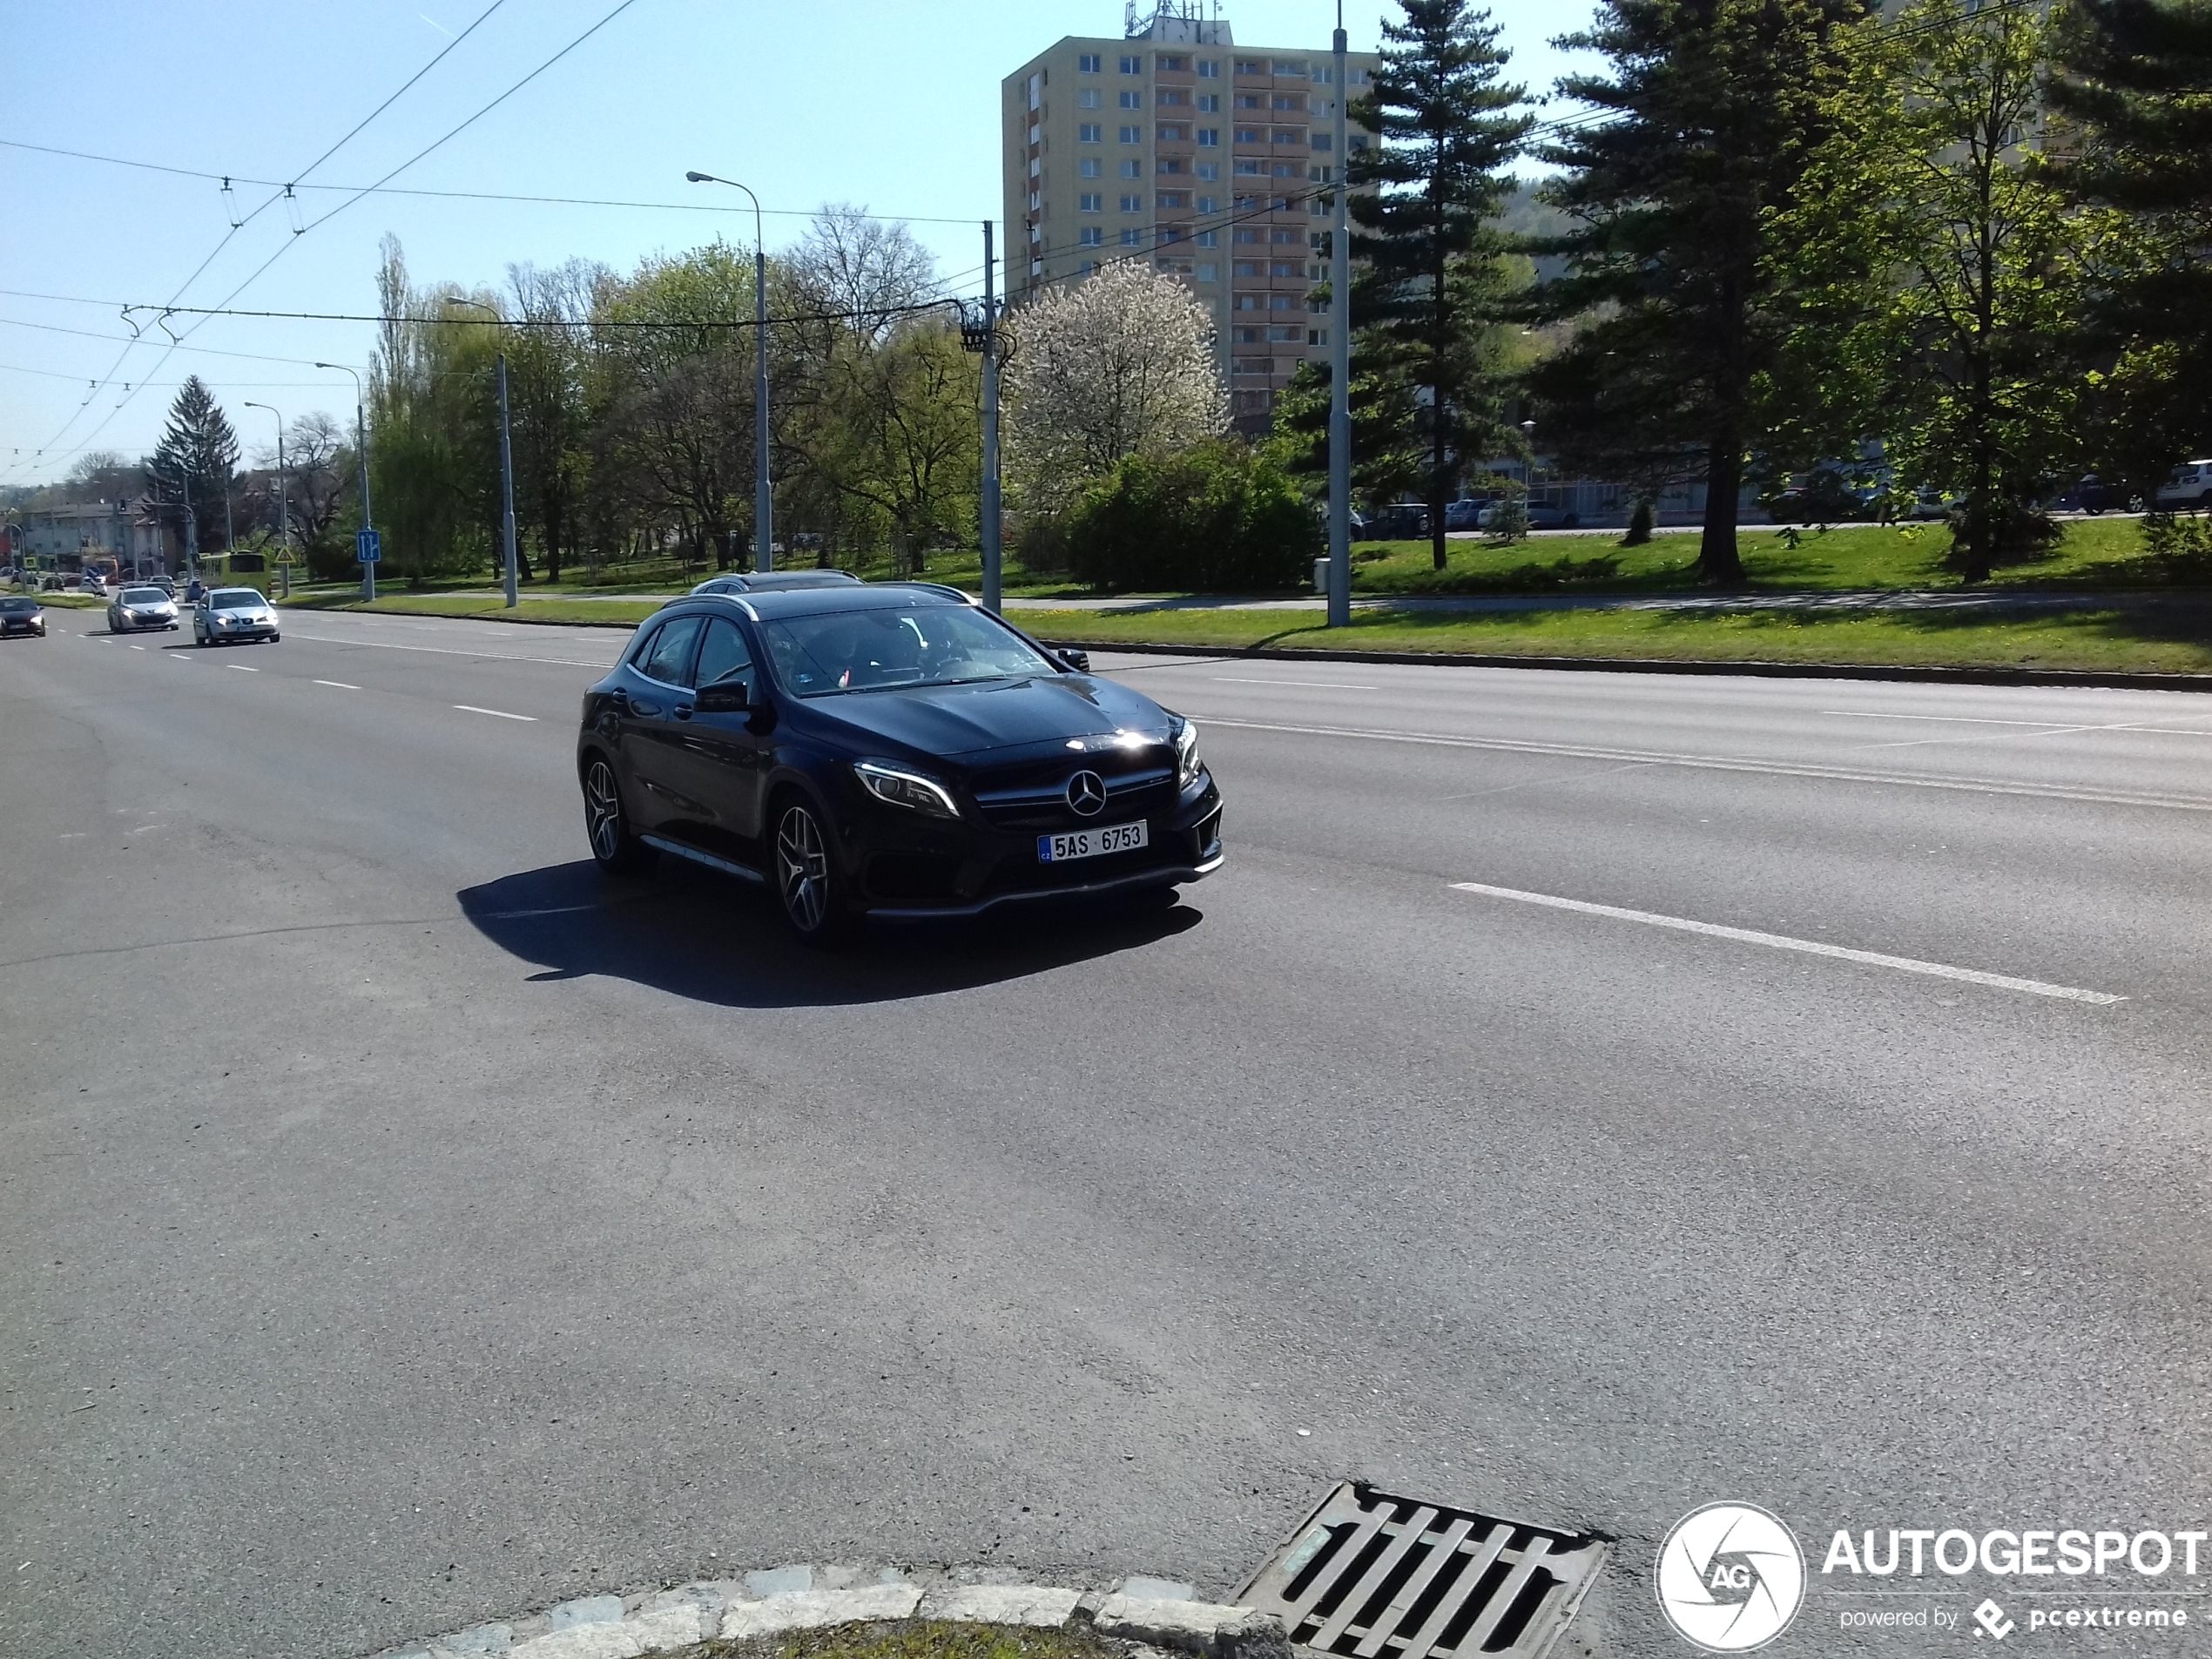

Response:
(457, 860), (1203, 1008)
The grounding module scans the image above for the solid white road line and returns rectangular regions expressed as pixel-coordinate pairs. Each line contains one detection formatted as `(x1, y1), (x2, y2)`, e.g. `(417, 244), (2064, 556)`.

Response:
(313, 679), (361, 690)
(1448, 880), (2125, 1005)
(1197, 716), (2212, 813)
(1827, 709), (2212, 737)
(454, 705), (536, 722)
(1212, 676), (1378, 690)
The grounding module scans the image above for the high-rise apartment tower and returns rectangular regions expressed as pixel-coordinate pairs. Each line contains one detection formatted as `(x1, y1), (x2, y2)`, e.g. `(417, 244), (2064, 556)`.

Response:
(1002, 3), (1377, 433)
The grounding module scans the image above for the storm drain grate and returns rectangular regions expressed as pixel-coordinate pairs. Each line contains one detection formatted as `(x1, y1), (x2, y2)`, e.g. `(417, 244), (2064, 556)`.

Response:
(1236, 1482), (1608, 1659)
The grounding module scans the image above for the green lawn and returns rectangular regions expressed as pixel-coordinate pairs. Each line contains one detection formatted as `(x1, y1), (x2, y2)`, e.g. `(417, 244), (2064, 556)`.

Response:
(1024, 601), (2212, 674)
(283, 592), (658, 626)
(1342, 516), (2212, 597)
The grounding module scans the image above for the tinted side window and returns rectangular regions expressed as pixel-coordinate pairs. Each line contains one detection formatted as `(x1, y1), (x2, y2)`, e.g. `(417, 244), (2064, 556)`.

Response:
(691, 617), (753, 691)
(625, 621), (664, 669)
(638, 615), (704, 685)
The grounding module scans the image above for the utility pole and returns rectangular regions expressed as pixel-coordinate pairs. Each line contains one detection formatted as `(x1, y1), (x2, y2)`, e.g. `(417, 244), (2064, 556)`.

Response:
(981, 220), (1002, 614)
(496, 352), (519, 607)
(686, 172), (776, 570)
(1327, 2), (1352, 629)
(244, 402), (286, 586)
(318, 362), (374, 601)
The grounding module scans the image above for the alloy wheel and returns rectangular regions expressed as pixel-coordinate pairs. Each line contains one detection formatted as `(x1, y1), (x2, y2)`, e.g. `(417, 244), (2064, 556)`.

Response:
(776, 804), (831, 934)
(584, 760), (624, 864)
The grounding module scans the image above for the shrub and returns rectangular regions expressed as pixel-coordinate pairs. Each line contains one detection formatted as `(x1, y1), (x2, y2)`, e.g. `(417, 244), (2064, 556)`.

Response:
(1065, 441), (1319, 592)
(1622, 497), (1655, 546)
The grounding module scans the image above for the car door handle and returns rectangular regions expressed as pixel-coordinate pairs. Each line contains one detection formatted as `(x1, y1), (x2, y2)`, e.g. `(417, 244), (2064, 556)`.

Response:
(673, 703), (693, 720)
(630, 697), (662, 718)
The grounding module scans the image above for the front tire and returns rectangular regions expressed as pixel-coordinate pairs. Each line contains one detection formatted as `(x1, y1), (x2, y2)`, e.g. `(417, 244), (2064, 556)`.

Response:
(773, 798), (853, 944)
(583, 758), (655, 875)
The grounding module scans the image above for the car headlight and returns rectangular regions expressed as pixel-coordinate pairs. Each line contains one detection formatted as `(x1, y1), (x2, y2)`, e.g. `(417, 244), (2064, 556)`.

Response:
(1173, 718), (1203, 789)
(853, 761), (961, 819)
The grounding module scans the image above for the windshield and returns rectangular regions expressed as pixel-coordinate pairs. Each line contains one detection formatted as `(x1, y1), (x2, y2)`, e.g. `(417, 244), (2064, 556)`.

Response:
(758, 604), (1057, 697)
(210, 590), (265, 610)
(122, 589), (165, 604)
(1, 598), (35, 612)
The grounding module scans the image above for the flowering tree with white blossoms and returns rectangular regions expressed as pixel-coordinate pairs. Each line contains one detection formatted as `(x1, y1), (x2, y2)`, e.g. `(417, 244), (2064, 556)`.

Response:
(1005, 261), (1229, 515)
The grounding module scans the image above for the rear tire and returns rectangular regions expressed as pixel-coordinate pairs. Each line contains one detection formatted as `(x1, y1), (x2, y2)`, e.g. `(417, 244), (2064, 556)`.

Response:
(772, 797), (854, 945)
(583, 757), (656, 875)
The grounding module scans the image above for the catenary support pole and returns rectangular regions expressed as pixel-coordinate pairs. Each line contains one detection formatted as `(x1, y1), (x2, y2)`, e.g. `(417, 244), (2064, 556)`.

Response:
(981, 220), (1002, 614)
(1327, 8), (1352, 629)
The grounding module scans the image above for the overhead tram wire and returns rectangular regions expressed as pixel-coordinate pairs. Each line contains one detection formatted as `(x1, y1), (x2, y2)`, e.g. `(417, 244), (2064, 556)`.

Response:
(3, 0), (637, 484)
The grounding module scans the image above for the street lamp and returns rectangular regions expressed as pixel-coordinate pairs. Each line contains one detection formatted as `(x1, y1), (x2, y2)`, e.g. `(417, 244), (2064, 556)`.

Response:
(1327, 0), (1352, 628)
(242, 403), (287, 590)
(316, 361), (374, 602)
(685, 170), (775, 573)
(153, 455), (200, 580)
(449, 299), (520, 608)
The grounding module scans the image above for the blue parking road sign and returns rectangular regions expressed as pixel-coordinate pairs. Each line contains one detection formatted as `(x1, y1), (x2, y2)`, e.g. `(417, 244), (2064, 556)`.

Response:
(356, 529), (381, 563)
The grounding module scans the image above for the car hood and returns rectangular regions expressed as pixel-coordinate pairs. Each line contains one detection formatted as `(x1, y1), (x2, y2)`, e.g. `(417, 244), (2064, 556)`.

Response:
(798, 673), (1171, 761)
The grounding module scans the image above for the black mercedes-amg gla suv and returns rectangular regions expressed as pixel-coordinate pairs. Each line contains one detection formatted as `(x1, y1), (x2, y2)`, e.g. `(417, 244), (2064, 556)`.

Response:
(576, 583), (1224, 941)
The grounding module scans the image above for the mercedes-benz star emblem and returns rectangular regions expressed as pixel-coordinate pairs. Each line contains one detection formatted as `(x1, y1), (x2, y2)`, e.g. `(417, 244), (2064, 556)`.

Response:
(1066, 771), (1107, 817)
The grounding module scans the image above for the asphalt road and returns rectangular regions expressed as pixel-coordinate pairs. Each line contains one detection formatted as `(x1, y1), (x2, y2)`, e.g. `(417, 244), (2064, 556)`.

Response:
(3, 609), (2209, 1658)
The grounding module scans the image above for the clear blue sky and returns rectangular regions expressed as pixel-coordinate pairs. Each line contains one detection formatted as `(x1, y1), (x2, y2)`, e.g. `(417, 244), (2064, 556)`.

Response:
(0, 0), (1593, 488)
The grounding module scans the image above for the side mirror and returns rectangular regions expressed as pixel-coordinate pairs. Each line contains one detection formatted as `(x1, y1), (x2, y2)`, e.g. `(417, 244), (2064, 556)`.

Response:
(1059, 649), (1090, 673)
(694, 680), (749, 714)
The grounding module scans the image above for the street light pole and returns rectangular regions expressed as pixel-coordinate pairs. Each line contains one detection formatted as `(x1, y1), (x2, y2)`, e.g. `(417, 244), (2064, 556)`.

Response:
(1327, 2), (1352, 629)
(155, 456), (199, 580)
(981, 219), (1002, 614)
(452, 300), (521, 607)
(317, 361), (374, 602)
(686, 171), (774, 572)
(244, 401), (285, 586)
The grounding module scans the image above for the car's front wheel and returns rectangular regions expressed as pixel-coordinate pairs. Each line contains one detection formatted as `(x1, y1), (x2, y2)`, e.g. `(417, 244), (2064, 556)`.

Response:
(773, 797), (852, 943)
(583, 757), (655, 875)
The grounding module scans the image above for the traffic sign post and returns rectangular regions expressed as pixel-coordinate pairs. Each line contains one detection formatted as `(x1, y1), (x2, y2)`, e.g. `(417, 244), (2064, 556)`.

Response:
(356, 528), (381, 603)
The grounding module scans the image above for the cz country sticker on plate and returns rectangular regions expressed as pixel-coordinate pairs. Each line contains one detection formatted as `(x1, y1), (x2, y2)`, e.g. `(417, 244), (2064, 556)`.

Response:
(1038, 820), (1149, 863)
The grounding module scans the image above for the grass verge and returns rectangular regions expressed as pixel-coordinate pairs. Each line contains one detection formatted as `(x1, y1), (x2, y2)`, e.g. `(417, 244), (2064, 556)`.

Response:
(666, 1621), (1127, 1659)
(1023, 602), (2212, 675)
(282, 593), (658, 627)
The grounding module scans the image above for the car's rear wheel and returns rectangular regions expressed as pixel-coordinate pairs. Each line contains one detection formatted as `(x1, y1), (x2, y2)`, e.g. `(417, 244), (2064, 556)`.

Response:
(773, 797), (852, 943)
(583, 757), (655, 875)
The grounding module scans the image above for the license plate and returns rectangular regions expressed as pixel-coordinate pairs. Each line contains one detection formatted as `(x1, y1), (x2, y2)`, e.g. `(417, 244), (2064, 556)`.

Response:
(1038, 819), (1149, 863)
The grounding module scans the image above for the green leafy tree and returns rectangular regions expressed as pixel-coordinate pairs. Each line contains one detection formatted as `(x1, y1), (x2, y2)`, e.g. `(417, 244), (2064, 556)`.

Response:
(1773, 0), (2087, 580)
(2049, 0), (2212, 485)
(1527, 0), (1867, 583)
(150, 375), (240, 550)
(1346, 0), (1533, 571)
(1066, 440), (1318, 592)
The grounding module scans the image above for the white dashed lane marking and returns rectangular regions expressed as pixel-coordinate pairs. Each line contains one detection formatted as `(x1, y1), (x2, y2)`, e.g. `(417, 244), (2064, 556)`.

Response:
(1448, 880), (2125, 1005)
(227, 664), (258, 672)
(314, 680), (361, 690)
(454, 705), (536, 722)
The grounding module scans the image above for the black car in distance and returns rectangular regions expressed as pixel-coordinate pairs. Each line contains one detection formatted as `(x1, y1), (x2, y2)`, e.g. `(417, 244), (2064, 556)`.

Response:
(577, 584), (1224, 941)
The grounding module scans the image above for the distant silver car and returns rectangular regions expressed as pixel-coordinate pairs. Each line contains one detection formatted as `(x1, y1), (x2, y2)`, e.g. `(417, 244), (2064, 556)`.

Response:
(107, 585), (179, 633)
(192, 587), (280, 646)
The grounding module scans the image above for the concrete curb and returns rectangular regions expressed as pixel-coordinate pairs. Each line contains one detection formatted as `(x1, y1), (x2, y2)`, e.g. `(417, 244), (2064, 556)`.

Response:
(375, 1565), (1287, 1659)
(1035, 637), (2212, 694)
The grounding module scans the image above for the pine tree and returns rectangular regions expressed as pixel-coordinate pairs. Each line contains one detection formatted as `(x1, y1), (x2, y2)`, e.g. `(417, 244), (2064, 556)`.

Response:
(2049, 0), (2212, 479)
(1526, 0), (1868, 583)
(150, 375), (241, 549)
(1346, 0), (1532, 571)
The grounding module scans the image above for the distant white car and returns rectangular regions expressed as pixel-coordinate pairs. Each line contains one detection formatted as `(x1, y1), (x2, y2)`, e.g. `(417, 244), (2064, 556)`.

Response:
(107, 585), (179, 633)
(2155, 460), (2212, 509)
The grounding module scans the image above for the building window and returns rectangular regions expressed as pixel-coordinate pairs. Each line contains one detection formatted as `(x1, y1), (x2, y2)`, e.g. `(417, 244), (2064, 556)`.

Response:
(1157, 54), (1185, 71)
(1081, 192), (1103, 212)
(1311, 132), (1332, 150)
(1268, 324), (1302, 341)
(1275, 60), (1308, 76)
(1308, 327), (1330, 346)
(1158, 88), (1187, 106)
(1198, 58), (1220, 78)
(1158, 156), (1187, 173)
(1310, 194), (1332, 215)
(1235, 326), (1263, 342)
(1160, 226), (1184, 243)
(1235, 93), (1262, 110)
(1030, 154), (1042, 176)
(1197, 127), (1219, 146)
(1274, 94), (1305, 111)
(1312, 66), (1334, 84)
(1271, 260), (1299, 277)
(1349, 135), (1369, 150)
(1233, 293), (1261, 310)
(1120, 89), (1142, 110)
(1080, 260), (1100, 275)
(1196, 160), (1220, 180)
(1120, 158), (1142, 178)
(1197, 194), (1218, 213)
(1080, 123), (1102, 143)
(1120, 54), (1141, 74)
(1080, 226), (1103, 246)
(1270, 293), (1298, 310)
(1273, 129), (1303, 145)
(1158, 123), (1185, 140)
(1197, 262), (1218, 281)
(1235, 127), (1263, 145)
(1080, 51), (1102, 72)
(1271, 227), (1300, 243)
(1158, 191), (1189, 208)
(1197, 93), (1220, 111)
(1028, 124), (1040, 145)
(1349, 68), (1371, 86)
(1079, 88), (1102, 109)
(1080, 157), (1102, 178)
(1120, 192), (1143, 212)
(1196, 229), (1218, 247)
(1235, 158), (1264, 175)
(1028, 190), (1041, 212)
(1235, 58), (1264, 75)
(1120, 227), (1143, 246)
(1119, 124), (1142, 144)
(1235, 227), (1260, 244)
(1233, 260), (1259, 277)
(1272, 161), (1298, 177)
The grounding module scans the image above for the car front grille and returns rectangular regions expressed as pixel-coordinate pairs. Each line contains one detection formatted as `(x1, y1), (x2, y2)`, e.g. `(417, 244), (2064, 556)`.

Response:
(971, 753), (1176, 831)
